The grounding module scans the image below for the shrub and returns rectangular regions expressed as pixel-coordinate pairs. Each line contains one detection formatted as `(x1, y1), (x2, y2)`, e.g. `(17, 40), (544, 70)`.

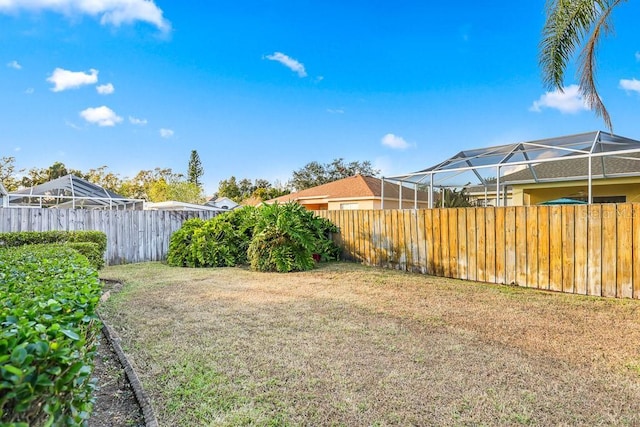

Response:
(167, 204), (339, 273)
(167, 208), (258, 268)
(166, 218), (205, 267)
(65, 242), (104, 270)
(0, 245), (102, 425)
(248, 203), (340, 272)
(0, 231), (107, 269)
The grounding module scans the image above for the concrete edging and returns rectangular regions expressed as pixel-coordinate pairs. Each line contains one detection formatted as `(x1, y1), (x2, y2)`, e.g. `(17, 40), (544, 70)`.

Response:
(98, 315), (159, 427)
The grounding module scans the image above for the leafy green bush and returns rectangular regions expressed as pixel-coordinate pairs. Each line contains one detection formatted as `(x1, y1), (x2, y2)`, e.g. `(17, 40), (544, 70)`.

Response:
(0, 245), (102, 426)
(168, 208), (257, 268)
(0, 231), (107, 269)
(65, 242), (105, 270)
(248, 203), (339, 272)
(166, 218), (205, 267)
(167, 204), (339, 273)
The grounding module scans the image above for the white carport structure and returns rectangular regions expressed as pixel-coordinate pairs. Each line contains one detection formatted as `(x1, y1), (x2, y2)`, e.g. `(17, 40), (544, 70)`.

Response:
(382, 131), (640, 209)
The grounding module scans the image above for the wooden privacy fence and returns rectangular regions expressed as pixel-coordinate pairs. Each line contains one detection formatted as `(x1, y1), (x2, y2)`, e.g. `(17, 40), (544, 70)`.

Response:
(0, 208), (218, 265)
(317, 204), (640, 299)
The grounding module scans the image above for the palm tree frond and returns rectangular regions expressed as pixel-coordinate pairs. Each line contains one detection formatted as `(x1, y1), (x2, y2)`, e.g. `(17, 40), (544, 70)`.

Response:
(540, 0), (601, 89)
(540, 0), (627, 131)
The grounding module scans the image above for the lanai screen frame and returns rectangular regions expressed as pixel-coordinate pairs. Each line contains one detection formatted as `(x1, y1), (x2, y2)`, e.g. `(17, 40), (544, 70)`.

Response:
(382, 131), (640, 209)
(6, 174), (144, 210)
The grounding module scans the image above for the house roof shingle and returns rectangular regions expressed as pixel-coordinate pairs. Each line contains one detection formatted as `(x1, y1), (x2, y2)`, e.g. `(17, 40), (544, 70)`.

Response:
(267, 175), (429, 204)
(501, 153), (640, 184)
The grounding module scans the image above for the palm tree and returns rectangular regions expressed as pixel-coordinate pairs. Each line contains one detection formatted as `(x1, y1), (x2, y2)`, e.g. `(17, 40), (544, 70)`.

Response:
(540, 0), (628, 130)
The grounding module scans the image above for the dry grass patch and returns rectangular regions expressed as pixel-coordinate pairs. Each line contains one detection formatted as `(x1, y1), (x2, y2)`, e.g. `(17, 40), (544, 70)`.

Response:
(100, 262), (640, 426)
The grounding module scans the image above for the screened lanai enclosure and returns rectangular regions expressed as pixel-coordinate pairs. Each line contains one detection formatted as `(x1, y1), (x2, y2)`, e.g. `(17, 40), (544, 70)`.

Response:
(1, 174), (143, 210)
(382, 131), (640, 208)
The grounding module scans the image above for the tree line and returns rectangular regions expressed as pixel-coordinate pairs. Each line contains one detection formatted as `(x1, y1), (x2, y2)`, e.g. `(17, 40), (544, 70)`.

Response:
(1, 155), (379, 205)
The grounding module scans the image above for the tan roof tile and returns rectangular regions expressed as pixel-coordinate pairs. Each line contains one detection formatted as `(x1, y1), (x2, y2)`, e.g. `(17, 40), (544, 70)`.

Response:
(267, 175), (429, 203)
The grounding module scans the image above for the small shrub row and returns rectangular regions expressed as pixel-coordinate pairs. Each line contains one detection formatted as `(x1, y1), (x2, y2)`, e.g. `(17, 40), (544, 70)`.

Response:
(0, 231), (107, 269)
(168, 203), (340, 272)
(0, 245), (102, 426)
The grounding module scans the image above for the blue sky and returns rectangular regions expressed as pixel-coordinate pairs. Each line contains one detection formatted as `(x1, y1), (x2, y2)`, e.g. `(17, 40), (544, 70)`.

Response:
(2, 1), (640, 195)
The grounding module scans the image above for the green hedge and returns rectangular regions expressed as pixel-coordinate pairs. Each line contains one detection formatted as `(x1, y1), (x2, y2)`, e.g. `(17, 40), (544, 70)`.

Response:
(0, 231), (107, 269)
(0, 245), (102, 426)
(64, 242), (104, 270)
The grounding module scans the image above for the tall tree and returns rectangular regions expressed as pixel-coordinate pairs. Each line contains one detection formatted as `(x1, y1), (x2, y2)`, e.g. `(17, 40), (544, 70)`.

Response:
(540, 0), (627, 130)
(216, 176), (289, 203)
(187, 150), (204, 187)
(289, 158), (380, 191)
(0, 156), (21, 191)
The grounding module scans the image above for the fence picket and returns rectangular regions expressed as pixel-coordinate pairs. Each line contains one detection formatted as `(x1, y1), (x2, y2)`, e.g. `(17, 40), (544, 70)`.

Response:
(0, 208), (217, 265)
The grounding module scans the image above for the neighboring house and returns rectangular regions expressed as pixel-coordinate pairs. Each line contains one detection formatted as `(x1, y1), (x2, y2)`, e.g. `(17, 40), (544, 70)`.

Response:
(205, 196), (239, 211)
(145, 201), (226, 212)
(263, 175), (430, 210)
(466, 184), (514, 207)
(503, 153), (640, 205)
(387, 131), (640, 207)
(467, 154), (640, 206)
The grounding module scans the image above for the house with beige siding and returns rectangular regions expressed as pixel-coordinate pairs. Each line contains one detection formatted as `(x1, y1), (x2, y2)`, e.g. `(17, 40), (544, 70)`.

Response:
(264, 175), (430, 210)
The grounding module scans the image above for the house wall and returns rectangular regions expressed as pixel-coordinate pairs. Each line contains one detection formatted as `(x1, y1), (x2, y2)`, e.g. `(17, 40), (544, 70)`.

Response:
(513, 176), (640, 205)
(371, 199), (430, 210)
(298, 198), (430, 211)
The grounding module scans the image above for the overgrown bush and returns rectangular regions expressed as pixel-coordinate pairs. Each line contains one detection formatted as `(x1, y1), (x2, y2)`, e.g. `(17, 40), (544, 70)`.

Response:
(0, 231), (107, 269)
(167, 204), (339, 272)
(247, 203), (337, 272)
(167, 207), (258, 267)
(0, 245), (102, 425)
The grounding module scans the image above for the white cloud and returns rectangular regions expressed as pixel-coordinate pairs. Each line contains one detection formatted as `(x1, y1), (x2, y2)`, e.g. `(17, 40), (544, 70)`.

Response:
(159, 128), (174, 138)
(529, 84), (589, 114)
(25, 88), (34, 94)
(381, 133), (411, 150)
(265, 52), (307, 77)
(327, 108), (344, 114)
(620, 78), (640, 93)
(96, 83), (114, 95)
(129, 116), (147, 125)
(80, 106), (122, 126)
(47, 68), (98, 92)
(0, 0), (170, 32)
(7, 60), (21, 69)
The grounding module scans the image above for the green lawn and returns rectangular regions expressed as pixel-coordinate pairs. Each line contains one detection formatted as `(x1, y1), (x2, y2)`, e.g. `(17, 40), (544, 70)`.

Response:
(99, 262), (640, 426)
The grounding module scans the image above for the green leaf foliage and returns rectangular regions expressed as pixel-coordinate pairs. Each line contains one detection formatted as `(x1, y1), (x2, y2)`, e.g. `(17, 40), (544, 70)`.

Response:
(0, 245), (102, 425)
(0, 231), (107, 270)
(248, 203), (339, 272)
(167, 207), (258, 267)
(64, 242), (105, 270)
(167, 204), (339, 272)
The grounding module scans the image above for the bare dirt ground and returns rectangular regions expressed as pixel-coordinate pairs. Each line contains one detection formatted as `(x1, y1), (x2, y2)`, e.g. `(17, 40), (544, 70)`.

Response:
(99, 262), (640, 426)
(89, 282), (145, 427)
